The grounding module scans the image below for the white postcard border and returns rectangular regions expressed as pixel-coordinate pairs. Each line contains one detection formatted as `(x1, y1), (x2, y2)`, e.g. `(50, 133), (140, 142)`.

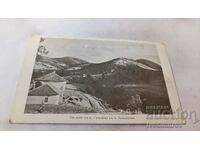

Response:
(10, 35), (185, 124)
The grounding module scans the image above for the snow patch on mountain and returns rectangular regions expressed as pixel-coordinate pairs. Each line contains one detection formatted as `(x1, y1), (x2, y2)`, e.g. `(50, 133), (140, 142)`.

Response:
(65, 84), (78, 90)
(114, 58), (157, 71)
(59, 63), (67, 67)
(67, 66), (82, 71)
(134, 62), (157, 71)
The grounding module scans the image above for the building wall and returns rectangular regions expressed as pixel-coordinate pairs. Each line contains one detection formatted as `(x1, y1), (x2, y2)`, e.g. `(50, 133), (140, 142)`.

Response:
(26, 95), (60, 105)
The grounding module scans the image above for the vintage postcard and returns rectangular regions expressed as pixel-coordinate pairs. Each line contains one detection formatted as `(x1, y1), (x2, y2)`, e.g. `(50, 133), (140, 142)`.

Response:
(10, 35), (185, 124)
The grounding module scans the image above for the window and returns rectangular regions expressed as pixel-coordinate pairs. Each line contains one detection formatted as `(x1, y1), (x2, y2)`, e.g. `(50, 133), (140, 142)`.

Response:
(44, 97), (48, 103)
(68, 98), (73, 101)
(35, 81), (42, 88)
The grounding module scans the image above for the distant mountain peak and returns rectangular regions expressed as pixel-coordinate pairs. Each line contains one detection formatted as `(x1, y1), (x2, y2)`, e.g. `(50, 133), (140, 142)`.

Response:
(114, 57), (134, 61)
(110, 57), (158, 71)
(35, 55), (160, 72)
(113, 57), (136, 66)
(136, 59), (161, 70)
(35, 55), (89, 71)
(53, 56), (88, 66)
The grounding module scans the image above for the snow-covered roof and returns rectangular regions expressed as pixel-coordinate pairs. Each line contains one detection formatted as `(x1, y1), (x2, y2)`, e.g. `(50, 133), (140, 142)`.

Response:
(35, 71), (66, 82)
(28, 84), (60, 96)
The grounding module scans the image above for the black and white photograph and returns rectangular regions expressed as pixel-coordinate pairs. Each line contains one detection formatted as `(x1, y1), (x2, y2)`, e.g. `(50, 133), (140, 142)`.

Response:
(24, 37), (171, 115)
(10, 36), (184, 124)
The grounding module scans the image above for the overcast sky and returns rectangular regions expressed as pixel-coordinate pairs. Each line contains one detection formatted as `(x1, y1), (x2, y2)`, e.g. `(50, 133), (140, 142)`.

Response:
(41, 38), (160, 64)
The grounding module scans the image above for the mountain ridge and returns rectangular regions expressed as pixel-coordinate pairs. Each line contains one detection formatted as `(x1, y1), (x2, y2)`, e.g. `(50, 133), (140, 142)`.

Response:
(32, 55), (170, 113)
(35, 55), (161, 72)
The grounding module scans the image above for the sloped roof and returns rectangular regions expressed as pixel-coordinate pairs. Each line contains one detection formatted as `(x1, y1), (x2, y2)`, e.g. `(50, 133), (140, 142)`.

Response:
(28, 84), (59, 96)
(35, 71), (66, 82)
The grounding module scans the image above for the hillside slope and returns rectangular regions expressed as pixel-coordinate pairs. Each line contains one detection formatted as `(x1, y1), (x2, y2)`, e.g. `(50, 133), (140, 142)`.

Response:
(31, 56), (171, 114)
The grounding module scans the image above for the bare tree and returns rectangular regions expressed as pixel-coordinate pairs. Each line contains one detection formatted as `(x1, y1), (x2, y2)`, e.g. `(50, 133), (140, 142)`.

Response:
(36, 38), (49, 61)
(37, 38), (49, 56)
(38, 45), (49, 55)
